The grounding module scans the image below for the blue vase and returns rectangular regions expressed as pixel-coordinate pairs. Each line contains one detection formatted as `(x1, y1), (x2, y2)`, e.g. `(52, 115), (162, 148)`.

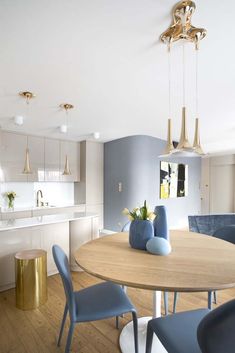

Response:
(129, 220), (154, 250)
(153, 205), (169, 241)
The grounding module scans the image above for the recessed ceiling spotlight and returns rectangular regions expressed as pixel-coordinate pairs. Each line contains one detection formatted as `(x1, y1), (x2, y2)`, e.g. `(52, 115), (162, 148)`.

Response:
(93, 132), (100, 139)
(14, 115), (24, 126)
(59, 124), (67, 133)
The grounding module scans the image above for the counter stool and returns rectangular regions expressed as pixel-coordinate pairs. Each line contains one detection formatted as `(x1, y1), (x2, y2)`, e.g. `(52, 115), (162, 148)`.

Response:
(15, 249), (47, 310)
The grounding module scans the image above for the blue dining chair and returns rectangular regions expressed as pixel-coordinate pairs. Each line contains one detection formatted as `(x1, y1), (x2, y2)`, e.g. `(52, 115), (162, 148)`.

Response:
(172, 224), (235, 314)
(52, 245), (139, 353)
(145, 298), (235, 353)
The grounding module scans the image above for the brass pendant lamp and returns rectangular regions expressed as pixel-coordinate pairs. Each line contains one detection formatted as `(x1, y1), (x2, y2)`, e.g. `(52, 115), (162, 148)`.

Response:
(19, 91), (35, 174)
(160, 1), (206, 157)
(60, 103), (74, 175)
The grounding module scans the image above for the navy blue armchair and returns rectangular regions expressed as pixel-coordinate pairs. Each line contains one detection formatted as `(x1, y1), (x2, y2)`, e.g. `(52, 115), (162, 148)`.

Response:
(146, 299), (235, 353)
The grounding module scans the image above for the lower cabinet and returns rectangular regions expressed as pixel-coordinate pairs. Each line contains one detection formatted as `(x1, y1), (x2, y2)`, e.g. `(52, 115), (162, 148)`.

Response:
(0, 216), (99, 292)
(70, 216), (99, 271)
(0, 222), (70, 292)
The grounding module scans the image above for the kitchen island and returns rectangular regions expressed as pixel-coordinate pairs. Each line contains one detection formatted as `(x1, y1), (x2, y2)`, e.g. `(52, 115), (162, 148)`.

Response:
(0, 212), (99, 292)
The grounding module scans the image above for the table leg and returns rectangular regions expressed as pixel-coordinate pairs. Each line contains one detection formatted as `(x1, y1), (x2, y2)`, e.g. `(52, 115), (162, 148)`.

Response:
(119, 291), (168, 353)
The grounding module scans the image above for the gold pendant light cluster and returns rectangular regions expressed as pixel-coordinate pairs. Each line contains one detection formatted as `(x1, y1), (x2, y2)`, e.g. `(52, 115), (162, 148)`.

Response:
(160, 1), (206, 157)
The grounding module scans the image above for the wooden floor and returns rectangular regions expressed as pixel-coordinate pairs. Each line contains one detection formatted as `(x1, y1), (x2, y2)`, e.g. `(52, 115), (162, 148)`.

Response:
(1, 272), (235, 353)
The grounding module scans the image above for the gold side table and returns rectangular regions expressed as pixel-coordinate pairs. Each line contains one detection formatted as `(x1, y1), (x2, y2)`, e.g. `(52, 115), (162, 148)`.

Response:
(15, 249), (47, 310)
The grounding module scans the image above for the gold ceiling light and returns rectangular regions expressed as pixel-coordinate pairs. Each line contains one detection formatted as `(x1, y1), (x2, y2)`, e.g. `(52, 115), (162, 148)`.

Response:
(19, 91), (36, 104)
(60, 103), (74, 111)
(60, 103), (74, 175)
(22, 136), (32, 174)
(62, 155), (72, 176)
(160, 0), (206, 157)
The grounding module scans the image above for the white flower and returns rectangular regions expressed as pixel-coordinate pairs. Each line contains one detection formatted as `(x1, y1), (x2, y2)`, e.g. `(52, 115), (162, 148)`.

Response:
(122, 208), (130, 216)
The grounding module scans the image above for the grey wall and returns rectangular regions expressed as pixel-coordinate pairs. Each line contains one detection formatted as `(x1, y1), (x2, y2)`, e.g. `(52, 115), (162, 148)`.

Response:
(104, 135), (201, 231)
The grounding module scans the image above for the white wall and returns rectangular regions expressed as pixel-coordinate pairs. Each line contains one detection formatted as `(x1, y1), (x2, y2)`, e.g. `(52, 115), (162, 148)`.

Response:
(0, 182), (74, 209)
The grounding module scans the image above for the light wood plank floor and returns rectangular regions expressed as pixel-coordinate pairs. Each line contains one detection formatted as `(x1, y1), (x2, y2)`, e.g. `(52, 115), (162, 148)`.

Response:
(1, 272), (235, 353)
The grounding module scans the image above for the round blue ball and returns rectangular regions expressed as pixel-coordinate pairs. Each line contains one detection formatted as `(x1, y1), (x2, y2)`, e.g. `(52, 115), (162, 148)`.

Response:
(146, 237), (172, 256)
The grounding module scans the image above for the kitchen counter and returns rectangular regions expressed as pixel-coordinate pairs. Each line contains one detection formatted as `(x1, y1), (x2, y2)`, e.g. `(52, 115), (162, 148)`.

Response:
(0, 204), (85, 213)
(0, 212), (97, 231)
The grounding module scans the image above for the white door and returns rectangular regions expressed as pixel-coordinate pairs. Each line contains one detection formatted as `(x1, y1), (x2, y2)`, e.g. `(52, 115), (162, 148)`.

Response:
(210, 164), (235, 213)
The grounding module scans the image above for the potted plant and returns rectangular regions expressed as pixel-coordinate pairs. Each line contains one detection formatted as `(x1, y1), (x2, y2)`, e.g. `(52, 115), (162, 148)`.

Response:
(5, 191), (17, 210)
(122, 200), (156, 250)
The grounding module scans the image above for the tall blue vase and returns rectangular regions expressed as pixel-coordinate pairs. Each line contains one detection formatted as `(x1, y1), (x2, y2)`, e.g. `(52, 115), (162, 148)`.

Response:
(129, 220), (154, 250)
(153, 205), (169, 241)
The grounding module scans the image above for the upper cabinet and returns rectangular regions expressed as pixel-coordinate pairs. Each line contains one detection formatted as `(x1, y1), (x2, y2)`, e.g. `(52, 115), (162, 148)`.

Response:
(27, 136), (45, 182)
(0, 131), (27, 182)
(44, 138), (60, 182)
(0, 130), (80, 182)
(60, 140), (80, 182)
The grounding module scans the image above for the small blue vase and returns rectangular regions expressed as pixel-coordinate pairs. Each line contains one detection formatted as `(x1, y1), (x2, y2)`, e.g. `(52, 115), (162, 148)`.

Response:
(129, 220), (154, 250)
(153, 205), (169, 241)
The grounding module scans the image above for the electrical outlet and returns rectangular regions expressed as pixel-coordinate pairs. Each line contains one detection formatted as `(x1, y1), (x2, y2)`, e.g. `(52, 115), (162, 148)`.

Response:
(118, 182), (122, 192)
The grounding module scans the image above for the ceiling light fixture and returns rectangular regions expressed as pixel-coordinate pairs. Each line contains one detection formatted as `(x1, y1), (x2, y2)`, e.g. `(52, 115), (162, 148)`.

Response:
(14, 115), (24, 126)
(19, 91), (36, 104)
(60, 103), (74, 175)
(160, 0), (206, 157)
(93, 132), (100, 140)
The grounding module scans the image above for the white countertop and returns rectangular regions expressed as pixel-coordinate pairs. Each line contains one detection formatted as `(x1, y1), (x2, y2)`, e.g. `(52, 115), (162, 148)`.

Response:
(0, 212), (98, 231)
(0, 204), (85, 213)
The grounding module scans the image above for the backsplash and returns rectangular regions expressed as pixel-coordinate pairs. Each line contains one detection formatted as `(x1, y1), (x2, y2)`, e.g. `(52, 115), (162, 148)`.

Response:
(0, 182), (75, 209)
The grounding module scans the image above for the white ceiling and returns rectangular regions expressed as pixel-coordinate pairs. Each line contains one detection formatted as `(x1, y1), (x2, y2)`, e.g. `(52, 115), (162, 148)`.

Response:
(0, 0), (234, 153)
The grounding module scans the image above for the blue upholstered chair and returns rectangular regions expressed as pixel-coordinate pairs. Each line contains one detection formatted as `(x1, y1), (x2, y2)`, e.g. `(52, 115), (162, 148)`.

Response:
(52, 245), (139, 353)
(145, 299), (235, 353)
(213, 224), (235, 243)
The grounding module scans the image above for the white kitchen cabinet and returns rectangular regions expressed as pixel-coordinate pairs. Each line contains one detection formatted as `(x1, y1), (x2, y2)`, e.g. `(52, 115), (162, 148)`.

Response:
(60, 140), (80, 182)
(40, 222), (69, 275)
(69, 216), (99, 271)
(44, 138), (60, 181)
(0, 221), (70, 291)
(0, 227), (40, 291)
(0, 131), (27, 182)
(86, 204), (103, 230)
(27, 135), (45, 182)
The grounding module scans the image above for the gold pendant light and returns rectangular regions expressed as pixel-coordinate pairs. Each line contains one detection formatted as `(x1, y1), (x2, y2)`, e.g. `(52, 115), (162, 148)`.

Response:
(62, 155), (71, 175)
(60, 103), (74, 176)
(22, 137), (32, 174)
(176, 106), (193, 151)
(19, 92), (35, 174)
(160, 1), (206, 157)
(162, 119), (174, 155)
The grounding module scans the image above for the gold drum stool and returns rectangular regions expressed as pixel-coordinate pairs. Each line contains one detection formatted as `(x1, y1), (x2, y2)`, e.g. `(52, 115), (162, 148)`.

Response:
(15, 249), (47, 310)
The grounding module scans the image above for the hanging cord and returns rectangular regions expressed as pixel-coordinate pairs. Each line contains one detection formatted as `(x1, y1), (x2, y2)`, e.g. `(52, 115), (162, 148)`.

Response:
(168, 44), (172, 118)
(195, 47), (199, 117)
(182, 40), (186, 107)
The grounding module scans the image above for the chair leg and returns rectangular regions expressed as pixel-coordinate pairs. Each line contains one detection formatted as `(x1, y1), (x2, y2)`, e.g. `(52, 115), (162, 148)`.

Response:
(58, 304), (68, 347)
(65, 322), (74, 353)
(173, 292), (178, 313)
(116, 316), (119, 329)
(132, 311), (139, 353)
(145, 322), (154, 353)
(208, 291), (213, 310)
(163, 291), (168, 316)
(213, 291), (217, 304)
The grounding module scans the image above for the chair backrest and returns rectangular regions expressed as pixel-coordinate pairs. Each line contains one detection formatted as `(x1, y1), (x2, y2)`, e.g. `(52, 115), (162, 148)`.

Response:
(197, 299), (235, 353)
(52, 245), (76, 320)
(213, 225), (235, 244)
(121, 221), (131, 232)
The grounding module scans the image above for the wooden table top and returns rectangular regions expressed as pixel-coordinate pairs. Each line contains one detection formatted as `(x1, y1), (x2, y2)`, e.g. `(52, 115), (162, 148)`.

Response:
(75, 230), (235, 292)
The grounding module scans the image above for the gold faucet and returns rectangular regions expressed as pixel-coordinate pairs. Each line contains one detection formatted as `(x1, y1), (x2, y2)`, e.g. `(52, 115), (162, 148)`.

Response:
(36, 190), (44, 207)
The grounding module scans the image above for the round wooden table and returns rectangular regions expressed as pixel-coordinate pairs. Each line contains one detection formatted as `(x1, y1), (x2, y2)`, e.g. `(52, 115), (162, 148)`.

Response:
(75, 230), (235, 353)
